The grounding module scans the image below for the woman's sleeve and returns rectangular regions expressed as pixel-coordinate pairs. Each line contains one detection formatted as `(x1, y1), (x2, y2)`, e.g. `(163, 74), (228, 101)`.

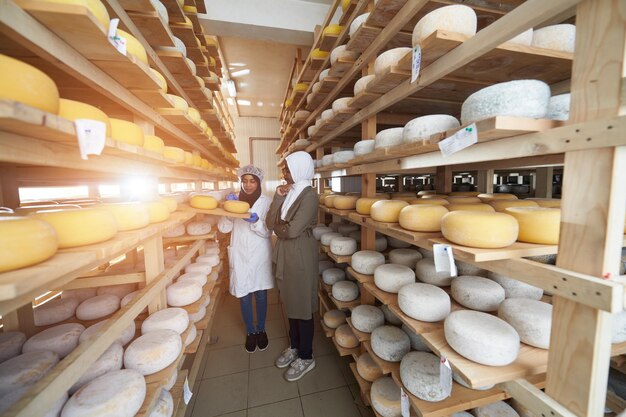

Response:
(265, 193), (285, 232)
(249, 197), (271, 238)
(217, 215), (234, 234)
(272, 192), (317, 240)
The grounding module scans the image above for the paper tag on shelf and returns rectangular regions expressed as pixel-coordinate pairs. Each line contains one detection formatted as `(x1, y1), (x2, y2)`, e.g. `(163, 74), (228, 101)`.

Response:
(438, 123), (478, 157)
(183, 377), (193, 404)
(433, 243), (457, 276)
(74, 119), (106, 160)
(439, 356), (453, 397)
(411, 45), (421, 83)
(401, 387), (410, 417)
(107, 18), (127, 55)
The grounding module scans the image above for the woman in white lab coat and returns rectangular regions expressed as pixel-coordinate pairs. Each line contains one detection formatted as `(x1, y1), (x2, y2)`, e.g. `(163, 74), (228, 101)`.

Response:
(218, 165), (274, 353)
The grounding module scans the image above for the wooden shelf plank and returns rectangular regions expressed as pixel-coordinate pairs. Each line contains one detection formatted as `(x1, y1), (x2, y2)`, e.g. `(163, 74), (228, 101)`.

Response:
(133, 89), (174, 108)
(319, 32), (340, 52)
(177, 204), (251, 218)
(429, 237), (558, 263)
(184, 329), (203, 354)
(329, 294), (361, 311)
(349, 362), (372, 407)
(387, 303), (446, 336)
(346, 317), (371, 342)
(365, 67), (411, 95)
(160, 0), (185, 23)
(163, 233), (216, 246)
(363, 282), (397, 306)
(328, 251), (353, 264)
(347, 267), (374, 284)
(127, 11), (176, 48)
(170, 23), (197, 47)
(332, 336), (360, 357)
(363, 340), (400, 375)
(350, 91), (381, 109)
(328, 58), (356, 78)
(170, 369), (189, 417)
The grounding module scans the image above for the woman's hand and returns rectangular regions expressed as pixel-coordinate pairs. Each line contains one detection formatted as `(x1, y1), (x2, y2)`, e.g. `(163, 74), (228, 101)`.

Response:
(276, 184), (292, 196)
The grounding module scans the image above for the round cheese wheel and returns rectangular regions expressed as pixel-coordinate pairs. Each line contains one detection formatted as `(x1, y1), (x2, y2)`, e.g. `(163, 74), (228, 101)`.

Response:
(356, 197), (384, 215)
(374, 264), (415, 293)
(388, 249), (422, 269)
(148, 389), (174, 417)
(332, 280), (359, 301)
(321, 109), (334, 121)
(461, 80), (550, 124)
(381, 304), (403, 326)
(349, 13), (370, 37)
(185, 262), (212, 275)
(387, 236), (411, 249)
(185, 324), (197, 347)
(323, 309), (346, 329)
(120, 290), (147, 314)
(445, 310), (520, 366)
(62, 369), (146, 417)
(498, 298), (552, 349)
(295, 139), (311, 148)
(371, 326), (410, 362)
(142, 307), (189, 335)
(371, 200), (409, 223)
(110, 118), (144, 146)
(332, 150), (355, 164)
(32, 208), (117, 248)
(403, 115), (460, 143)
(370, 376), (401, 417)
(69, 342), (123, 393)
(335, 324), (359, 348)
(398, 283), (450, 322)
(0, 54), (60, 114)
(488, 271), (543, 300)
(354, 139), (376, 155)
(446, 203), (494, 212)
(223, 200), (250, 214)
(478, 193), (518, 202)
(451, 276), (505, 312)
(76, 294), (120, 320)
(116, 29), (148, 64)
(505, 207), (560, 244)
(446, 196), (482, 204)
(456, 261), (488, 277)
(0, 351), (59, 396)
(321, 232), (342, 247)
(186, 221), (212, 236)
(58, 99), (111, 136)
(62, 288), (97, 303)
(338, 224), (359, 235)
(415, 258), (455, 286)
(324, 194), (340, 207)
(190, 195), (218, 209)
(473, 401), (520, 417)
(0, 332), (26, 363)
(532, 24), (576, 52)
(163, 224), (185, 238)
(354, 75), (375, 95)
(178, 272), (208, 287)
(167, 281), (202, 306)
(149, 68), (167, 94)
(322, 268), (345, 285)
(196, 253), (220, 267)
(99, 202), (150, 231)
(351, 305), (384, 333)
(375, 128), (404, 149)
(332, 196), (358, 211)
(356, 352), (383, 382)
(332, 97), (353, 113)
(34, 297), (79, 326)
(401, 351), (451, 402)
(80, 320), (135, 346)
(318, 69), (330, 82)
(352, 250), (385, 274)
(488, 199), (539, 212)
(526, 198), (561, 209)
(319, 260), (334, 274)
(330, 45), (359, 65)
(163, 146), (185, 163)
(97, 283), (136, 299)
(441, 211), (519, 248)
(189, 305), (206, 323)
(506, 27), (533, 46)
(399, 204), (448, 232)
(402, 324), (431, 352)
(612, 310), (626, 344)
(547, 93), (570, 121)
(124, 329), (182, 375)
(313, 226), (333, 240)
(330, 237), (357, 256)
(374, 48), (411, 75)
(412, 5), (477, 46)
(23, 322), (84, 358)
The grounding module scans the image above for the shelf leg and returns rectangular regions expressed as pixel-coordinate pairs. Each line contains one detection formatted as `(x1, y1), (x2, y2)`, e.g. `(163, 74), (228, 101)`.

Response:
(144, 235), (166, 314)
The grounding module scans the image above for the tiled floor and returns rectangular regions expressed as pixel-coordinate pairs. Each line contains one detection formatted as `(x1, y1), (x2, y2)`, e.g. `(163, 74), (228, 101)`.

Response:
(188, 289), (375, 417)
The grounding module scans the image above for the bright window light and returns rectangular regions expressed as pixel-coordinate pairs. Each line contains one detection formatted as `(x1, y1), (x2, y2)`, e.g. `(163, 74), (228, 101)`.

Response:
(237, 99), (251, 106)
(231, 69), (250, 77)
(226, 80), (237, 97)
(19, 186), (89, 202)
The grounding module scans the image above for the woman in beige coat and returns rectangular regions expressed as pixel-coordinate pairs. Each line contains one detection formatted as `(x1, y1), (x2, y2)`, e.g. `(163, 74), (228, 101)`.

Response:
(265, 151), (319, 382)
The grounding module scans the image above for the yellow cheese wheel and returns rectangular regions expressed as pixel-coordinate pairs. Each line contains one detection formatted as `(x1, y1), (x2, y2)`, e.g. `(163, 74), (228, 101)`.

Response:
(370, 200), (409, 223)
(42, 0), (109, 29)
(190, 195), (218, 210)
(0, 217), (58, 272)
(99, 202), (150, 231)
(163, 146), (185, 163)
(285, 98), (293, 107)
(409, 198), (448, 206)
(192, 153), (202, 167)
(294, 83), (309, 93)
(208, 56), (216, 66)
(224, 200), (250, 214)
(441, 211), (518, 249)
(488, 199), (539, 212)
(200, 159), (210, 169)
(15, 204), (81, 215)
(184, 151), (193, 165)
(446, 203), (495, 212)
(448, 191), (480, 197)
(478, 193), (518, 202)
(176, 0), (183, 7)
(323, 24), (343, 36)
(188, 107), (201, 124)
(356, 198), (385, 215)
(505, 207), (560, 245)
(145, 201), (170, 223)
(58, 98), (111, 136)
(199, 119), (208, 132)
(399, 204), (448, 232)
(166, 94), (189, 112)
(333, 196), (359, 210)
(0, 54), (60, 114)
(341, 0), (350, 11)
(143, 135), (165, 154)
(110, 118), (144, 146)
(527, 198), (561, 208)
(311, 49), (329, 59)
(183, 5), (197, 13)
(324, 195), (340, 208)
(150, 69), (167, 94)
(446, 196), (481, 204)
(160, 197), (178, 213)
(116, 29), (148, 65)
(205, 126), (213, 137)
(31, 208), (118, 248)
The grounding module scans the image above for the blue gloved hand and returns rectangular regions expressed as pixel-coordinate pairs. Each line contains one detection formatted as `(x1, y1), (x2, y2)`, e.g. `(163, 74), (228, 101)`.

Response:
(244, 212), (259, 223)
(226, 192), (238, 201)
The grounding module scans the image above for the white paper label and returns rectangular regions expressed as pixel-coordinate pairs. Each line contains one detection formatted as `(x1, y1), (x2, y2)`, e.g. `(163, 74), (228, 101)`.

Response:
(411, 45), (421, 83)
(433, 243), (457, 277)
(183, 377), (193, 404)
(439, 356), (453, 397)
(400, 387), (410, 417)
(74, 119), (106, 160)
(107, 18), (127, 55)
(438, 123), (478, 157)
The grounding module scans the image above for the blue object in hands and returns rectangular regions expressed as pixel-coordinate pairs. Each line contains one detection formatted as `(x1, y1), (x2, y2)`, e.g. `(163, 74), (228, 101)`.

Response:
(244, 212), (259, 223)
(226, 192), (239, 201)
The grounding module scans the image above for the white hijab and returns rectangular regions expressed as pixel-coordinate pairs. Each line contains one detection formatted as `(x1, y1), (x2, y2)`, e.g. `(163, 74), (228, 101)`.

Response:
(281, 151), (315, 220)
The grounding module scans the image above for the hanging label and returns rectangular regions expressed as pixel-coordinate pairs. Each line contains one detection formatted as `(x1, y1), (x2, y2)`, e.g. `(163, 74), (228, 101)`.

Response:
(107, 18), (127, 55)
(439, 356), (453, 397)
(433, 243), (457, 276)
(411, 45), (421, 83)
(400, 387), (410, 417)
(183, 377), (193, 404)
(438, 123), (478, 157)
(74, 119), (106, 160)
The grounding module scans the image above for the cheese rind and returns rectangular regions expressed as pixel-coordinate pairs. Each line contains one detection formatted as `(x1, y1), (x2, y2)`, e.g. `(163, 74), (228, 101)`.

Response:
(322, 268), (345, 285)
(99, 202), (150, 231)
(333, 195), (358, 210)
(356, 197), (385, 215)
(374, 48), (411, 75)
(505, 207), (561, 244)
(441, 211), (519, 248)
(498, 298), (552, 349)
(370, 200), (409, 223)
(415, 258), (455, 286)
(400, 351), (451, 402)
(142, 307), (190, 335)
(149, 389), (174, 417)
(335, 323), (359, 348)
(370, 376), (401, 417)
(76, 294), (120, 320)
(0, 216), (59, 273)
(224, 200), (250, 214)
(399, 204), (448, 232)
(374, 128), (404, 149)
(351, 250), (385, 275)
(0, 332), (26, 363)
(374, 264), (415, 293)
(58, 98), (111, 136)
(0, 351), (59, 396)
(332, 280), (359, 302)
(124, 329), (182, 375)
(412, 5), (477, 46)
(531, 24), (576, 53)
(353, 139), (376, 156)
(110, 118), (145, 146)
(388, 249), (422, 269)
(488, 271), (543, 300)
(371, 326), (410, 362)
(323, 309), (346, 329)
(488, 199), (539, 212)
(330, 237), (358, 256)
(0, 54), (60, 114)
(23, 322), (84, 359)
(473, 401), (521, 417)
(398, 283), (450, 322)
(80, 320), (135, 346)
(451, 275), (505, 312)
(351, 305), (385, 333)
(32, 208), (117, 248)
(186, 221), (212, 236)
(34, 297), (79, 326)
(69, 343), (123, 393)
(402, 115), (460, 143)
(356, 352), (383, 382)
(190, 195), (218, 209)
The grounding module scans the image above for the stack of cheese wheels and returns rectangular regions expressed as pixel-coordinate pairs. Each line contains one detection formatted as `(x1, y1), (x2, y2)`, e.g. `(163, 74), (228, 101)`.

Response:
(99, 202), (150, 231)
(356, 197), (385, 215)
(323, 309), (346, 329)
(146, 201), (170, 223)
(332, 280), (359, 302)
(374, 264), (415, 293)
(142, 307), (190, 335)
(80, 319), (135, 346)
(498, 298), (552, 349)
(322, 268), (345, 285)
(505, 207), (561, 244)
(351, 305), (385, 333)
(488, 199), (538, 212)
(69, 343), (124, 394)
(23, 323), (84, 359)
(402, 114), (460, 143)
(400, 351), (451, 402)
(412, 5), (477, 47)
(190, 195), (218, 209)
(0, 216), (58, 272)
(398, 283), (450, 322)
(0, 54), (60, 113)
(330, 237), (357, 256)
(488, 271), (543, 300)
(335, 324), (359, 348)
(441, 211), (519, 248)
(167, 281), (203, 306)
(356, 352), (383, 382)
(415, 258), (455, 286)
(33, 297), (79, 326)
(76, 294), (120, 320)
(32, 208), (117, 248)
(0, 332), (26, 363)
(375, 128), (404, 149)
(388, 248), (421, 269)
(58, 98), (111, 135)
(374, 47), (411, 75)
(370, 376), (401, 417)
(398, 204), (448, 232)
(371, 325), (410, 362)
(351, 250), (385, 275)
(124, 329), (182, 375)
(451, 276), (505, 312)
(333, 195), (359, 210)
(370, 200), (409, 222)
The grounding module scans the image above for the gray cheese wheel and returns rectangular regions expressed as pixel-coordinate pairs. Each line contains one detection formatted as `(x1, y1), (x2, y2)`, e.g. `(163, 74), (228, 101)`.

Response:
(23, 322), (84, 359)
(148, 389), (174, 417)
(322, 268), (345, 285)
(351, 305), (384, 333)
(370, 376), (401, 417)
(415, 258), (455, 286)
(0, 351), (59, 396)
(381, 304), (402, 326)
(330, 237), (358, 256)
(371, 326), (410, 362)
(498, 298), (552, 349)
(374, 264), (415, 293)
(400, 351), (451, 402)
(76, 294), (120, 321)
(388, 248), (422, 269)
(473, 401), (521, 417)
(398, 283), (450, 322)
(332, 280), (359, 302)
(34, 297), (79, 326)
(451, 276), (505, 312)
(124, 329), (182, 375)
(488, 272), (543, 300)
(69, 343), (124, 394)
(351, 250), (385, 275)
(0, 331), (26, 363)
(401, 324), (431, 352)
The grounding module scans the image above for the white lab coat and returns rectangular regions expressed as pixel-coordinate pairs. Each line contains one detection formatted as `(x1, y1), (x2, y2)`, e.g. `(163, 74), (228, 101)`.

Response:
(217, 194), (274, 298)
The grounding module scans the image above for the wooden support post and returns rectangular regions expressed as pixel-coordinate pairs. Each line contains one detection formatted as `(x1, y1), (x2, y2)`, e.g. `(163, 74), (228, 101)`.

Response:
(87, 183), (100, 199)
(435, 166), (452, 194)
(0, 166), (20, 208)
(534, 167), (554, 198)
(143, 235), (166, 314)
(2, 305), (36, 336)
(476, 169), (494, 194)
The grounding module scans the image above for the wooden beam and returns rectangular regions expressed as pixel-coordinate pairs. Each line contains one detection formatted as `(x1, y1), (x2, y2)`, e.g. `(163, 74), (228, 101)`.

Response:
(501, 379), (577, 417)
(534, 167), (554, 198)
(435, 166), (452, 194)
(144, 235), (166, 314)
(60, 273), (145, 290)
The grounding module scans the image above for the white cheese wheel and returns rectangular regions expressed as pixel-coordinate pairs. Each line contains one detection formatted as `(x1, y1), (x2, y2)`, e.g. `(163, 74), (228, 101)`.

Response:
(488, 272), (543, 300)
(142, 307), (190, 335)
(76, 294), (120, 321)
(62, 288), (97, 303)
(381, 304), (403, 326)
(374, 48), (411, 75)
(403, 115), (460, 143)
(388, 249), (422, 269)
(415, 258), (455, 286)
(150, 0), (168, 23)
(349, 13), (370, 37)
(473, 401), (520, 417)
(412, 5), (477, 47)
(23, 323), (84, 359)
(532, 24), (575, 52)
(319, 260), (334, 273)
(149, 389), (174, 417)
(189, 305), (207, 323)
(441, 211), (519, 248)
(371, 200), (409, 223)
(321, 109), (334, 121)
(312, 82), (321, 94)
(370, 376), (401, 417)
(352, 250), (385, 275)
(452, 372), (494, 391)
(185, 262), (212, 275)
(335, 323), (359, 348)
(120, 290), (147, 315)
(124, 329), (182, 375)
(178, 272), (208, 287)
(313, 226), (333, 240)
(401, 324), (431, 352)
(547, 93), (570, 121)
(185, 324), (197, 347)
(498, 298), (552, 349)
(97, 283), (136, 299)
(399, 204), (448, 232)
(445, 310), (520, 366)
(321, 232), (342, 246)
(164, 370), (178, 391)
(456, 260), (488, 277)
(351, 305), (384, 333)
(323, 309), (346, 329)
(322, 155), (334, 166)
(354, 139), (376, 155)
(172, 36), (186, 55)
(612, 310), (626, 344)
(331, 237), (358, 256)
(451, 275), (505, 312)
(0, 332), (26, 363)
(332, 97), (352, 113)
(0, 386), (66, 417)
(332, 280), (359, 301)
(461, 80), (551, 125)
(295, 139), (311, 147)
(371, 325), (410, 362)
(34, 297), (79, 326)
(398, 283), (450, 322)
(307, 125), (318, 137)
(375, 236), (388, 252)
(319, 69), (330, 82)
(163, 224), (185, 238)
(62, 369), (146, 417)
(0, 350), (58, 396)
(322, 268), (346, 285)
(506, 28), (533, 46)
(167, 281), (202, 307)
(338, 223), (359, 235)
(374, 264), (415, 293)
(332, 150), (355, 164)
(354, 75), (375, 95)
(387, 236), (412, 249)
(505, 207), (560, 245)
(80, 320), (135, 346)
(375, 128), (404, 149)
(197, 253), (220, 267)
(400, 351), (451, 402)
(356, 352), (383, 382)
(330, 45), (359, 65)
(186, 221), (212, 236)
(69, 343), (123, 393)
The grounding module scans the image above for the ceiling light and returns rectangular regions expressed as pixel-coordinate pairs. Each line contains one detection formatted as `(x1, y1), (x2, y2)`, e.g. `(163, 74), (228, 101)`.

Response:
(226, 80), (237, 97)
(230, 62), (246, 67)
(239, 82), (248, 88)
(257, 101), (263, 107)
(237, 99), (251, 106)
(231, 69), (250, 77)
